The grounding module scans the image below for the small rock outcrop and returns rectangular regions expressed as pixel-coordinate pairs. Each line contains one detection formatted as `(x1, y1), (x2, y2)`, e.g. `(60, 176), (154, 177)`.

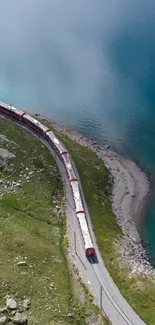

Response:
(0, 316), (7, 325)
(0, 308), (7, 314)
(0, 295), (30, 325)
(22, 300), (30, 312)
(12, 312), (27, 325)
(6, 298), (17, 310)
(17, 261), (27, 267)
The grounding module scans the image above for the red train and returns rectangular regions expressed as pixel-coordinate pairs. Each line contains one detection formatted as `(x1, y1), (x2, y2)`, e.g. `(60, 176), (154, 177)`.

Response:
(0, 101), (95, 257)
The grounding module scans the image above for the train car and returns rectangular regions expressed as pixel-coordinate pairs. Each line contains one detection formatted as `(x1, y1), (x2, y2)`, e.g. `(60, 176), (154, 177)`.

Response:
(71, 180), (85, 214)
(45, 130), (56, 150)
(46, 130), (67, 157)
(77, 212), (95, 256)
(71, 180), (95, 256)
(22, 113), (49, 136)
(61, 153), (77, 182)
(0, 102), (25, 121)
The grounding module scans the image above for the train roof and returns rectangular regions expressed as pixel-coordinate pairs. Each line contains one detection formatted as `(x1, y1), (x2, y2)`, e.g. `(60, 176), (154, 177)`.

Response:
(0, 101), (9, 109)
(24, 114), (49, 132)
(71, 181), (80, 198)
(0, 102), (25, 115)
(71, 181), (84, 212)
(77, 213), (93, 248)
(67, 168), (77, 181)
(47, 131), (67, 154)
(10, 105), (25, 115)
(62, 152), (72, 169)
(61, 153), (77, 180)
(46, 130), (57, 142)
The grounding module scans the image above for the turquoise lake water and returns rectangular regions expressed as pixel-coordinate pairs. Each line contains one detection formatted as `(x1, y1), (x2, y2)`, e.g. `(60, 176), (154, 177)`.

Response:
(0, 1), (155, 264)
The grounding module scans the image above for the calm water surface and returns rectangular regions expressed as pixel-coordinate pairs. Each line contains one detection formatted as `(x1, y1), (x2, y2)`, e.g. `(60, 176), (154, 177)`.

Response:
(0, 1), (155, 263)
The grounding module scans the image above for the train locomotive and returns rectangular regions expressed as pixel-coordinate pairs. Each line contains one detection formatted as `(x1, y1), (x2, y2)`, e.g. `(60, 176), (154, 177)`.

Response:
(0, 101), (95, 257)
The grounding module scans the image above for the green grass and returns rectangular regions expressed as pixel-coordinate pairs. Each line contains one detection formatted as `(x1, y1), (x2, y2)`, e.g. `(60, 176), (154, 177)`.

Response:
(45, 123), (155, 325)
(0, 118), (108, 325)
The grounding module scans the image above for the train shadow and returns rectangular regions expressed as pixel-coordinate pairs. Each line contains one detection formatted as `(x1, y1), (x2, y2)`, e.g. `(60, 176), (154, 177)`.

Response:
(87, 253), (98, 264)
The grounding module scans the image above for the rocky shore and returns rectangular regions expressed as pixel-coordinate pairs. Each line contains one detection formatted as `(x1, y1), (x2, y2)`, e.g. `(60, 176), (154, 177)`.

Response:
(37, 115), (155, 277)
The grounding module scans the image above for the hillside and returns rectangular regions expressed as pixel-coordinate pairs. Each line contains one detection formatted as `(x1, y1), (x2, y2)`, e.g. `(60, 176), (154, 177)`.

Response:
(0, 117), (107, 325)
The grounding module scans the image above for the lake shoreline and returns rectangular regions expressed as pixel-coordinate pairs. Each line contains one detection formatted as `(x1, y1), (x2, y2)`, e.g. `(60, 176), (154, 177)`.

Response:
(36, 113), (154, 276)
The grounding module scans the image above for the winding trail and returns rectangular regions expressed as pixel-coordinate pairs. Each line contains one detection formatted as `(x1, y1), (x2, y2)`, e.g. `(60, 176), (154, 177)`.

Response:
(0, 113), (147, 325)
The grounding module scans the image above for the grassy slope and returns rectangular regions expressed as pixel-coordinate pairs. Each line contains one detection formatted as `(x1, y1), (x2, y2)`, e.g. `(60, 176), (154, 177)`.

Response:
(0, 118), (108, 325)
(49, 125), (155, 325)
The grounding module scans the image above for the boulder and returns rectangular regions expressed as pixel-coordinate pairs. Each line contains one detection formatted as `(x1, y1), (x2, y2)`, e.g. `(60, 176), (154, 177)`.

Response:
(0, 316), (7, 324)
(0, 308), (7, 314)
(15, 183), (21, 188)
(23, 299), (30, 311)
(12, 312), (27, 324)
(17, 261), (27, 267)
(28, 171), (33, 176)
(6, 298), (17, 310)
(11, 310), (16, 316)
